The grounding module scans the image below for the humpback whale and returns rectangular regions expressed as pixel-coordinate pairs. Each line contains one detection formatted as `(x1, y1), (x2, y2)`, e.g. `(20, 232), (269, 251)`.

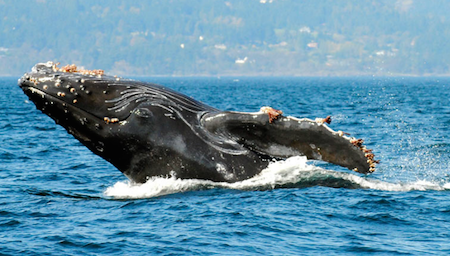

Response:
(19, 62), (377, 183)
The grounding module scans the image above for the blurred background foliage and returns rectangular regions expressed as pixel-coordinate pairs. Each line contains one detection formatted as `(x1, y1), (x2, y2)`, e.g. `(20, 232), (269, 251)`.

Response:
(1, 0), (449, 76)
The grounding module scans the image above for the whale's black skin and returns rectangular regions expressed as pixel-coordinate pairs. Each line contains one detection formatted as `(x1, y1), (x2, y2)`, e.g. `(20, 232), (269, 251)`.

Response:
(19, 62), (374, 183)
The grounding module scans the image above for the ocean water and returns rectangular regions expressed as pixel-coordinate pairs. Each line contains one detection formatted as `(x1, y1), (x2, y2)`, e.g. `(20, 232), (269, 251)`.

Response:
(2, 76), (450, 255)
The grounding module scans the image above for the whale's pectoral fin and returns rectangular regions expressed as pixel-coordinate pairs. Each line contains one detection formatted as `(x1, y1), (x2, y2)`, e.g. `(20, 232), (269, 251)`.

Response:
(201, 109), (377, 174)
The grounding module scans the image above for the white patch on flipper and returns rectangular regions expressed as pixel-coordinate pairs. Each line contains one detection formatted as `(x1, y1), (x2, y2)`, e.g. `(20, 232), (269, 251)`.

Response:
(203, 113), (227, 122)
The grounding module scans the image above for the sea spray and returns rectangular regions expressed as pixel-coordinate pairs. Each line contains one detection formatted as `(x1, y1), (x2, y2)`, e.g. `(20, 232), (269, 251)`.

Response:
(105, 156), (450, 199)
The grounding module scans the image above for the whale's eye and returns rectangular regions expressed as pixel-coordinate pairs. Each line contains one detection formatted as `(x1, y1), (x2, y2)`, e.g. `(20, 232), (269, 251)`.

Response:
(133, 108), (153, 118)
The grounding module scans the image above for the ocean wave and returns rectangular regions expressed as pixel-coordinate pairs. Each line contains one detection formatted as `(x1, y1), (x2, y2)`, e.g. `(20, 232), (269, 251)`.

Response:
(104, 156), (450, 199)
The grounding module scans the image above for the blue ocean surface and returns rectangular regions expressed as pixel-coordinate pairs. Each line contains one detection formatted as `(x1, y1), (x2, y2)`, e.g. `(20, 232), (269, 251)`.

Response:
(1, 76), (450, 255)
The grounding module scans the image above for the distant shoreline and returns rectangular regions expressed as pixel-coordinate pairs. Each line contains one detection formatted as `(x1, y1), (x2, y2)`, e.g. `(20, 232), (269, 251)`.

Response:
(3, 73), (450, 78)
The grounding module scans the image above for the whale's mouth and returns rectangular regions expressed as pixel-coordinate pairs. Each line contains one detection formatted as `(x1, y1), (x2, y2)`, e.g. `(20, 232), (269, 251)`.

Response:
(19, 77), (107, 125)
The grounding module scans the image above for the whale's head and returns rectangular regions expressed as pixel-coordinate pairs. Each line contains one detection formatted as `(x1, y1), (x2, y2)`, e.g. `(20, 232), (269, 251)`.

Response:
(18, 62), (214, 182)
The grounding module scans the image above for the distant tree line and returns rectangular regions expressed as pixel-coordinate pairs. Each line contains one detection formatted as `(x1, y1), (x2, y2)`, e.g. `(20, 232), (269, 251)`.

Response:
(1, 0), (449, 76)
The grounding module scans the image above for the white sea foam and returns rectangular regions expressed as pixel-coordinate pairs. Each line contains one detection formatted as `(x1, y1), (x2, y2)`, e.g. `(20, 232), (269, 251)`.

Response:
(104, 156), (450, 199)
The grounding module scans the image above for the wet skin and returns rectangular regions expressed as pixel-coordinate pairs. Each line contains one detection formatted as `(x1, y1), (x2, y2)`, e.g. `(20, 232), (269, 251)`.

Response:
(19, 62), (375, 183)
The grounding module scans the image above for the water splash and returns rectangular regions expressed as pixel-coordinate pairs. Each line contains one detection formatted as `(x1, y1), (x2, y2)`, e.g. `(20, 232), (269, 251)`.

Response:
(104, 156), (449, 199)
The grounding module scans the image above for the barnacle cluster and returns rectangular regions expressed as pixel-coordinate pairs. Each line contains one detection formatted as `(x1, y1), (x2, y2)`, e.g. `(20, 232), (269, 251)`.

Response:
(260, 106), (283, 123)
(52, 63), (105, 76)
(349, 138), (379, 173)
(315, 115), (332, 124)
(103, 117), (119, 124)
(260, 107), (379, 174)
(316, 115), (378, 173)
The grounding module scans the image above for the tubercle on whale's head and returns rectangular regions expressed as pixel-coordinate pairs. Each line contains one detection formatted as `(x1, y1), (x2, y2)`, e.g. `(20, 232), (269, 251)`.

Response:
(18, 61), (130, 122)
